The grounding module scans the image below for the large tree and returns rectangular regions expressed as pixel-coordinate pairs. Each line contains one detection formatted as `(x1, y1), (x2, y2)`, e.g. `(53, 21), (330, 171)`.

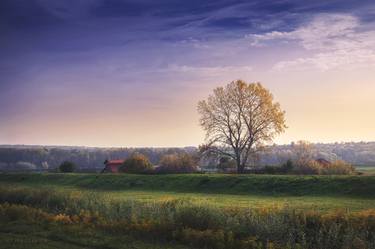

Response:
(197, 80), (286, 173)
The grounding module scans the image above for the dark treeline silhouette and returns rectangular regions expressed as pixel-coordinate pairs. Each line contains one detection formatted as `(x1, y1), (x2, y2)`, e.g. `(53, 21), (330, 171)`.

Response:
(0, 146), (196, 172)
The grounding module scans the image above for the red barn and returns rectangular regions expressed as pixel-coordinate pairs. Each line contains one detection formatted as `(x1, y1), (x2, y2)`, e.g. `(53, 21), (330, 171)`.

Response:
(102, 160), (124, 173)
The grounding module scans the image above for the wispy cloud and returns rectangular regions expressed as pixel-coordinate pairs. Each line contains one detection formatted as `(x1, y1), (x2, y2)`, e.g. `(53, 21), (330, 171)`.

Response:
(247, 14), (375, 71)
(36, 0), (100, 20)
(160, 64), (252, 75)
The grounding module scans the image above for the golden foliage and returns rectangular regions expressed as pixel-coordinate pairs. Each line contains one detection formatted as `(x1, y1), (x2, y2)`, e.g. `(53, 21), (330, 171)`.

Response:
(158, 153), (197, 173)
(119, 153), (153, 173)
(198, 80), (286, 172)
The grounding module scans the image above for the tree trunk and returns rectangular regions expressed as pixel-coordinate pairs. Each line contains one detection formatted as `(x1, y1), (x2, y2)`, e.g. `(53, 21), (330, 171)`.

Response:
(236, 154), (243, 173)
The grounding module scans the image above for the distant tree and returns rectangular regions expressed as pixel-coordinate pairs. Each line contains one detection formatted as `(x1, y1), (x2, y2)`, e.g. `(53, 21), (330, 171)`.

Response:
(281, 159), (294, 173)
(198, 80), (286, 173)
(119, 153), (153, 173)
(292, 141), (316, 166)
(59, 161), (76, 173)
(158, 153), (197, 173)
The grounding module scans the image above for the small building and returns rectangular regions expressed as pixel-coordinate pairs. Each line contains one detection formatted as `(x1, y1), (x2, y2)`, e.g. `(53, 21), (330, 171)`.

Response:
(315, 158), (331, 166)
(102, 159), (124, 173)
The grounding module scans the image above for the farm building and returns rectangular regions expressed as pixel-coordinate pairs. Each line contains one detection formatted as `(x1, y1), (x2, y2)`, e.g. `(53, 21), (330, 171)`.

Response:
(315, 158), (331, 166)
(102, 159), (124, 173)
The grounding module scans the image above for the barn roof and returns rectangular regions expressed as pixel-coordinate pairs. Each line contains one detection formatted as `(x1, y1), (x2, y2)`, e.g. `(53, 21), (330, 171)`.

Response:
(105, 160), (124, 165)
(315, 158), (331, 166)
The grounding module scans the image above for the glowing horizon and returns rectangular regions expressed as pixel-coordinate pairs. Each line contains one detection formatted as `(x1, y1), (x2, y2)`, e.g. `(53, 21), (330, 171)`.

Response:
(1, 1), (375, 147)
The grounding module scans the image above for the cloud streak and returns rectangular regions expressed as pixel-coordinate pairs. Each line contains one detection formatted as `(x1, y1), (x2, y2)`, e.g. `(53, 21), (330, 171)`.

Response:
(248, 14), (375, 71)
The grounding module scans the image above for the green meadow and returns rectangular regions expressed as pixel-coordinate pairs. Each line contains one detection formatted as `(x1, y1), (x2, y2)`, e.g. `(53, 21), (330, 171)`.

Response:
(0, 173), (374, 249)
(1, 173), (375, 211)
(356, 166), (375, 175)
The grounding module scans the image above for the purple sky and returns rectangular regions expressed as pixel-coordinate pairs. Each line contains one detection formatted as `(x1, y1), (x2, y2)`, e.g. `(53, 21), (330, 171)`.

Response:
(1, 0), (375, 147)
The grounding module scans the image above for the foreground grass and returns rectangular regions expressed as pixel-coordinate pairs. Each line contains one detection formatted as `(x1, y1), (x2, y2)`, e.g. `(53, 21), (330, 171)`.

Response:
(0, 210), (190, 249)
(0, 187), (374, 249)
(0, 173), (375, 249)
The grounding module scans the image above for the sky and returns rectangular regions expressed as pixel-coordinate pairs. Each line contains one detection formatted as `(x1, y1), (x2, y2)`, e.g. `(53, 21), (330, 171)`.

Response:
(1, 0), (375, 147)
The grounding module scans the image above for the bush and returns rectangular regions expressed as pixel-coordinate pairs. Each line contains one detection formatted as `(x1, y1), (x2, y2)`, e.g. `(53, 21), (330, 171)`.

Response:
(281, 159), (294, 173)
(217, 157), (236, 172)
(250, 160), (293, 175)
(158, 153), (197, 173)
(293, 160), (322, 175)
(293, 159), (354, 175)
(59, 161), (76, 173)
(321, 160), (354, 175)
(119, 153), (153, 173)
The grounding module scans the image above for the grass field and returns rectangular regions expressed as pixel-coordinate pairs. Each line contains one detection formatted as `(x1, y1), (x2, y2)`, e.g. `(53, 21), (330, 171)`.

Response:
(355, 166), (375, 175)
(1, 173), (375, 196)
(1, 173), (374, 249)
(0, 173), (374, 211)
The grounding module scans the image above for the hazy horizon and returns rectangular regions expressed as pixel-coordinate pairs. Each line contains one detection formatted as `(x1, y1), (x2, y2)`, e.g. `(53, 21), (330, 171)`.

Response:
(1, 0), (375, 147)
(2, 139), (375, 149)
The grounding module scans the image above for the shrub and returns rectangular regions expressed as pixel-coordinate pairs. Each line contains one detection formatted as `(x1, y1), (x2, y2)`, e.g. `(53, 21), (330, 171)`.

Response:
(321, 160), (354, 175)
(281, 159), (294, 173)
(59, 161), (76, 173)
(158, 153), (197, 173)
(251, 161), (293, 175)
(293, 160), (322, 175)
(217, 157), (236, 172)
(119, 153), (153, 173)
(292, 159), (354, 175)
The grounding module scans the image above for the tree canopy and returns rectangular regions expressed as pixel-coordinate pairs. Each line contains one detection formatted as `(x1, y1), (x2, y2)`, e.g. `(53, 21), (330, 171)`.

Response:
(198, 80), (286, 173)
(119, 153), (153, 173)
(158, 153), (197, 173)
(59, 161), (76, 173)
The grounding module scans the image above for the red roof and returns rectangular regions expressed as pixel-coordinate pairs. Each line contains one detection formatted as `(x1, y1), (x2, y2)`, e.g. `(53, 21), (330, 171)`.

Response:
(315, 158), (331, 166)
(105, 160), (124, 166)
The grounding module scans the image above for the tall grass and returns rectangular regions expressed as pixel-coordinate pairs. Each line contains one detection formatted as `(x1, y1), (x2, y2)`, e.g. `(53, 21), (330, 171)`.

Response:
(0, 186), (374, 249)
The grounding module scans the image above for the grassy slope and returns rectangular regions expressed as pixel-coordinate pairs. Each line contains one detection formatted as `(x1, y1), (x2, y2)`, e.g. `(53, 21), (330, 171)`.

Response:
(1, 173), (374, 196)
(1, 173), (374, 211)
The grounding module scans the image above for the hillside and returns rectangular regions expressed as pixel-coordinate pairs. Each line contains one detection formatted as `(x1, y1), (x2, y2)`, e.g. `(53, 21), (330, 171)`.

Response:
(1, 173), (374, 198)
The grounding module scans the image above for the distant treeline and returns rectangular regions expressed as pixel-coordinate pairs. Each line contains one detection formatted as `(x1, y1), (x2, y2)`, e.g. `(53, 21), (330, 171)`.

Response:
(0, 146), (196, 172)
(0, 142), (375, 172)
(258, 142), (375, 166)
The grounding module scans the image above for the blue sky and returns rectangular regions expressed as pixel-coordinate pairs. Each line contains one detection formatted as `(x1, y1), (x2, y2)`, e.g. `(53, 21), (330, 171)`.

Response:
(1, 0), (375, 147)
